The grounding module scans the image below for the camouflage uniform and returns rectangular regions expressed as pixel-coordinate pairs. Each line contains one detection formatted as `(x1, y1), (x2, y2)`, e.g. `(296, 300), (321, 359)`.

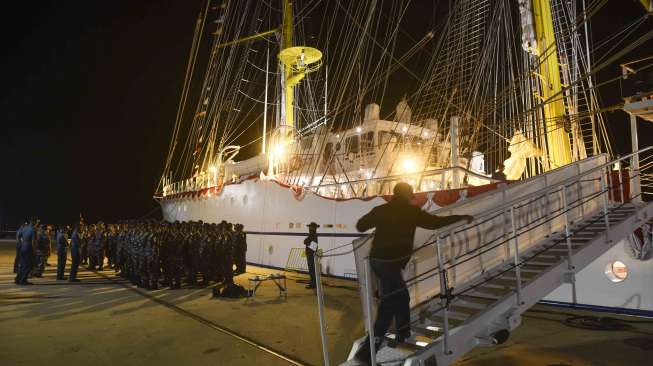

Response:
(184, 229), (200, 284)
(115, 227), (126, 274)
(148, 229), (161, 290)
(233, 225), (247, 275)
(31, 227), (48, 277)
(128, 227), (141, 285)
(198, 228), (214, 285)
(136, 228), (148, 288)
(221, 224), (234, 284)
(169, 227), (185, 289)
(80, 229), (88, 265)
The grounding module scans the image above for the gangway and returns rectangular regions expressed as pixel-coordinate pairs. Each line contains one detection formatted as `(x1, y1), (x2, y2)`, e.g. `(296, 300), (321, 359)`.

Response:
(313, 148), (653, 366)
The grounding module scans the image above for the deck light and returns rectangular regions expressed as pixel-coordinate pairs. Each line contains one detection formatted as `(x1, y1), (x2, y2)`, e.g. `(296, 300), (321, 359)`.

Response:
(273, 143), (285, 157)
(401, 157), (418, 173)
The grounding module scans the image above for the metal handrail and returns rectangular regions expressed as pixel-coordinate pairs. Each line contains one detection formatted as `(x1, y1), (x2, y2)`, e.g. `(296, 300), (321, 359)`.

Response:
(318, 148), (650, 261)
(421, 164), (640, 360)
(429, 147), (651, 241)
(369, 154), (641, 310)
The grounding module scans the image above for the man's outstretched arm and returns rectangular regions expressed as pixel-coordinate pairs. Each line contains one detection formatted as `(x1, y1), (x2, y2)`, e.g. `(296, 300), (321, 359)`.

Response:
(356, 208), (378, 232)
(416, 210), (473, 230)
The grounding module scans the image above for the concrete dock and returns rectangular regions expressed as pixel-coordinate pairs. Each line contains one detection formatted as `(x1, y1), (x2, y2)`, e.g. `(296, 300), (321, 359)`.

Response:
(1, 239), (652, 365)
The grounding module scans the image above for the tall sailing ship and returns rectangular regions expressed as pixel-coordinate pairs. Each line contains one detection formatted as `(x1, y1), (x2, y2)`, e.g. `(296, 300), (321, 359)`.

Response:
(154, 0), (653, 314)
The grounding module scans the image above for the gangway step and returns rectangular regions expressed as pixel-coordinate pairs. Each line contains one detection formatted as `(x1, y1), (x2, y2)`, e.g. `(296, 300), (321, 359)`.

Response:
(422, 313), (466, 328)
(466, 285), (512, 299)
(412, 325), (444, 339)
(385, 333), (436, 350)
(457, 294), (499, 305)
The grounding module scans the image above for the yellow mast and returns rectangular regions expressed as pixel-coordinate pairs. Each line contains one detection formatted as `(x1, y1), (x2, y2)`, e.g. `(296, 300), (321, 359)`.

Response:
(532, 0), (572, 169)
(281, 0), (294, 132)
(267, 0), (322, 177)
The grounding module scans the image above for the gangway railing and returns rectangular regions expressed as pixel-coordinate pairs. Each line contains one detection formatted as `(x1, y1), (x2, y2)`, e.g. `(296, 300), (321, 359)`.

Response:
(313, 147), (652, 366)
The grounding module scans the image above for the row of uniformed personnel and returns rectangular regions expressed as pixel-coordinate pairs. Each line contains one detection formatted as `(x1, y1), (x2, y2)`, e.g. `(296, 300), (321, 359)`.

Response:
(14, 218), (247, 289)
(113, 220), (247, 289)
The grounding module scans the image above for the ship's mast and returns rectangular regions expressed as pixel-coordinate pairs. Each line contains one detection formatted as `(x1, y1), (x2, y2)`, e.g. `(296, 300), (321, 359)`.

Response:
(281, 0), (294, 133)
(532, 0), (572, 169)
(268, 0), (322, 177)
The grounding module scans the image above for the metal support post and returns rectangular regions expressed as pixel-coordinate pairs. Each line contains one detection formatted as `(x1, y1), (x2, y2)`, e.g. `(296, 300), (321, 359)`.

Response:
(576, 162), (584, 218)
(363, 258), (377, 366)
(617, 164), (624, 203)
(509, 207), (523, 305)
(561, 185), (577, 304)
(544, 175), (552, 235)
(599, 167), (610, 230)
(435, 236), (451, 355)
(451, 116), (460, 189)
(630, 114), (642, 203)
(314, 255), (330, 366)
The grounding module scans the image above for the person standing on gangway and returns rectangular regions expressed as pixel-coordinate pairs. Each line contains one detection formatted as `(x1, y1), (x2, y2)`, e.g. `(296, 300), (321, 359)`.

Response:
(354, 182), (473, 364)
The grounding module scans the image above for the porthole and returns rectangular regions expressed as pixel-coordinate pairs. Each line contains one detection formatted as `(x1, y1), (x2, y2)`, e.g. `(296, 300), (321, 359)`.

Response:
(604, 260), (628, 283)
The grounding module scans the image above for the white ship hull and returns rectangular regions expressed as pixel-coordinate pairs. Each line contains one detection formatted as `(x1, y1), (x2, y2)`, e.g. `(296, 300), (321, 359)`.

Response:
(160, 177), (381, 277)
(159, 166), (653, 313)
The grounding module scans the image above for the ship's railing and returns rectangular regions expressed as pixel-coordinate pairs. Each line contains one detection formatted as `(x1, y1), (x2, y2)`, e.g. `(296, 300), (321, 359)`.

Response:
(160, 164), (495, 199)
(162, 172), (219, 197)
(312, 147), (650, 366)
(305, 166), (497, 199)
(639, 148), (653, 199)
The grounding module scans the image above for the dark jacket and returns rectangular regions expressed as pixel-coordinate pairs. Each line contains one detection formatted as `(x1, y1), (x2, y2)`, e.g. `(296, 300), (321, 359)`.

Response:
(56, 231), (68, 254)
(356, 199), (465, 263)
(17, 224), (36, 253)
(304, 233), (318, 253)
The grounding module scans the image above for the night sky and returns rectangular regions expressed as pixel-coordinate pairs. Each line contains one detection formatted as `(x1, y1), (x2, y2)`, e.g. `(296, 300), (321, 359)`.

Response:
(0, 1), (200, 227)
(0, 1), (651, 228)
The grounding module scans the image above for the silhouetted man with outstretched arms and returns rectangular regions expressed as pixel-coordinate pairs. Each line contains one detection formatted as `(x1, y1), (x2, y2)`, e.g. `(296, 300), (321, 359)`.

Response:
(354, 182), (473, 364)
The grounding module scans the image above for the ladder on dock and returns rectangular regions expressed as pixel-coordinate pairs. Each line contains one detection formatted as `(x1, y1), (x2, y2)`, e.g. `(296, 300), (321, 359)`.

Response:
(324, 149), (653, 366)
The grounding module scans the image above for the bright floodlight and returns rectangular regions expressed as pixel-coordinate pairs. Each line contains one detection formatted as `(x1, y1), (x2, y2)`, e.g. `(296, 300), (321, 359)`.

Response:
(273, 143), (285, 157)
(401, 157), (418, 173)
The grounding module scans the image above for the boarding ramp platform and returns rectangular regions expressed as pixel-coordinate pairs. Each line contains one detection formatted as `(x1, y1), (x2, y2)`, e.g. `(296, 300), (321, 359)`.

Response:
(312, 149), (653, 366)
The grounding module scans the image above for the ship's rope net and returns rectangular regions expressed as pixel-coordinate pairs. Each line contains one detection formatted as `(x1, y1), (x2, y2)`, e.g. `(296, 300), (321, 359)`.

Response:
(156, 0), (642, 196)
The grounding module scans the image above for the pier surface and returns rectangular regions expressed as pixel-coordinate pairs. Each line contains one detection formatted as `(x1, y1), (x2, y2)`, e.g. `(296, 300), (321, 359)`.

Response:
(1, 239), (651, 366)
